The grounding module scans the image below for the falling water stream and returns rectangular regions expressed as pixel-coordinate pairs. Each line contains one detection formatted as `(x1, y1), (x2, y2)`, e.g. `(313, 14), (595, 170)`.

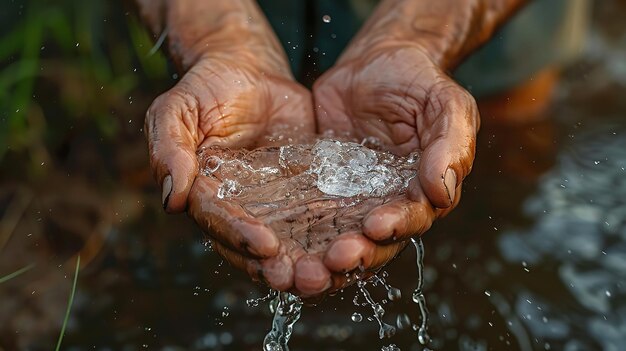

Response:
(199, 136), (433, 349)
(258, 237), (431, 350)
(263, 292), (303, 351)
(411, 237), (431, 345)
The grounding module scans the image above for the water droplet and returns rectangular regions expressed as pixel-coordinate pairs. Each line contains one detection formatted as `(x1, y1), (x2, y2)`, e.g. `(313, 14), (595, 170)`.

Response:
(396, 314), (411, 329)
(387, 287), (401, 301)
(418, 327), (431, 345)
(322, 15), (331, 23)
(351, 312), (363, 322)
(263, 292), (302, 350)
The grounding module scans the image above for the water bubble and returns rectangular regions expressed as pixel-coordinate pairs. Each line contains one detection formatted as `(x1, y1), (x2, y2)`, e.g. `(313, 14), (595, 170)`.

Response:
(396, 314), (411, 329)
(418, 328), (431, 345)
(387, 287), (402, 301)
(222, 307), (230, 317)
(322, 15), (331, 23)
(351, 312), (363, 322)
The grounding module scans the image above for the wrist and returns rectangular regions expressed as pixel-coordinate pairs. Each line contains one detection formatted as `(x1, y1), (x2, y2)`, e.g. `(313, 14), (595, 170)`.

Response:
(163, 0), (291, 75)
(341, 0), (526, 70)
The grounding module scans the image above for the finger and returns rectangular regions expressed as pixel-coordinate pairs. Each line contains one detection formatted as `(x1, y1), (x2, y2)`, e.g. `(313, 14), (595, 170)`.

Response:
(436, 182), (463, 218)
(417, 85), (478, 208)
(261, 252), (295, 292)
(145, 92), (199, 213)
(366, 241), (408, 271)
(188, 177), (279, 258)
(323, 233), (407, 273)
(213, 238), (298, 292)
(294, 254), (332, 296)
(362, 183), (437, 242)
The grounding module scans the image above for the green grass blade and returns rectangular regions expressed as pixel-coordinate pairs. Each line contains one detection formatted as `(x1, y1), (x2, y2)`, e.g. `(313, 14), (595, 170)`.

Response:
(55, 255), (80, 351)
(0, 263), (35, 284)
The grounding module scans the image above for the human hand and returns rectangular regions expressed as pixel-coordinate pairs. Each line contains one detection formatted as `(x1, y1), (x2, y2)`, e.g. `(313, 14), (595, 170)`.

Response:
(145, 50), (318, 277)
(313, 43), (479, 278)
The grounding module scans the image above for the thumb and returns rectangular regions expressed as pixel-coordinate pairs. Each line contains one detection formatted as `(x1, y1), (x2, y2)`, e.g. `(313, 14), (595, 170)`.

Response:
(145, 93), (199, 213)
(414, 88), (478, 208)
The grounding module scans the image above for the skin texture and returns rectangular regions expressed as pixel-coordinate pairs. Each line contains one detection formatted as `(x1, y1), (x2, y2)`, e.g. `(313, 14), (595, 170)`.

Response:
(138, 0), (527, 298)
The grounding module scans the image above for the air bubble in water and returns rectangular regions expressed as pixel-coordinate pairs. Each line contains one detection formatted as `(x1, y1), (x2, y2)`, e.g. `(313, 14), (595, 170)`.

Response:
(322, 15), (331, 23)
(351, 312), (363, 322)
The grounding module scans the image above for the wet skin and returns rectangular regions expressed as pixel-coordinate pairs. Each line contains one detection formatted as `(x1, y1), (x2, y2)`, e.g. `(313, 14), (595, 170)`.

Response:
(140, 0), (525, 298)
(146, 51), (473, 297)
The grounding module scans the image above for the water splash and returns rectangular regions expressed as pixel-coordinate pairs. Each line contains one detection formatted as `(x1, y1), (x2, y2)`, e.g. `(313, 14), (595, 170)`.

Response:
(351, 312), (363, 322)
(356, 279), (396, 339)
(263, 292), (303, 351)
(411, 237), (431, 345)
(247, 290), (277, 308)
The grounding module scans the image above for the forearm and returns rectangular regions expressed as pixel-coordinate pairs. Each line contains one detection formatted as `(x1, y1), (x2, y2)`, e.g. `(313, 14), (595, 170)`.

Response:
(133, 0), (289, 74)
(343, 0), (527, 70)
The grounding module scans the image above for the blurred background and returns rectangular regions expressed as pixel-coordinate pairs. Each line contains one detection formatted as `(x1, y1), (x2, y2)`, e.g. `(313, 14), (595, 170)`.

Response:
(1, 0), (626, 350)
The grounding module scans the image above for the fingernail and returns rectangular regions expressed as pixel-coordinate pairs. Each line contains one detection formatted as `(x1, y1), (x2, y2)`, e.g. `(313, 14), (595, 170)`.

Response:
(162, 175), (173, 209)
(443, 168), (457, 205)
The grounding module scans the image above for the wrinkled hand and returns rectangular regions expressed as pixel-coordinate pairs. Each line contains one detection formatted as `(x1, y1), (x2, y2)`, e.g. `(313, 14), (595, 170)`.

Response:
(313, 44), (479, 277)
(145, 54), (324, 290)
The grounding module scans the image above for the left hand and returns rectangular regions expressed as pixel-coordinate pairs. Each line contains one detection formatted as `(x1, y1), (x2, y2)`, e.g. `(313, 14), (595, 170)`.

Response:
(313, 43), (480, 278)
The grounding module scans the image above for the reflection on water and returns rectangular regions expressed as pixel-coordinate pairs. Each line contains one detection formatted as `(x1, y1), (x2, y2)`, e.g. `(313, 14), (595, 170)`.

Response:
(499, 121), (626, 351)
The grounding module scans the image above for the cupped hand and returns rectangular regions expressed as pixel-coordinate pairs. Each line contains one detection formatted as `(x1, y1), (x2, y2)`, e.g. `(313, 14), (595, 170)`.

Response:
(145, 53), (321, 287)
(313, 44), (480, 279)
